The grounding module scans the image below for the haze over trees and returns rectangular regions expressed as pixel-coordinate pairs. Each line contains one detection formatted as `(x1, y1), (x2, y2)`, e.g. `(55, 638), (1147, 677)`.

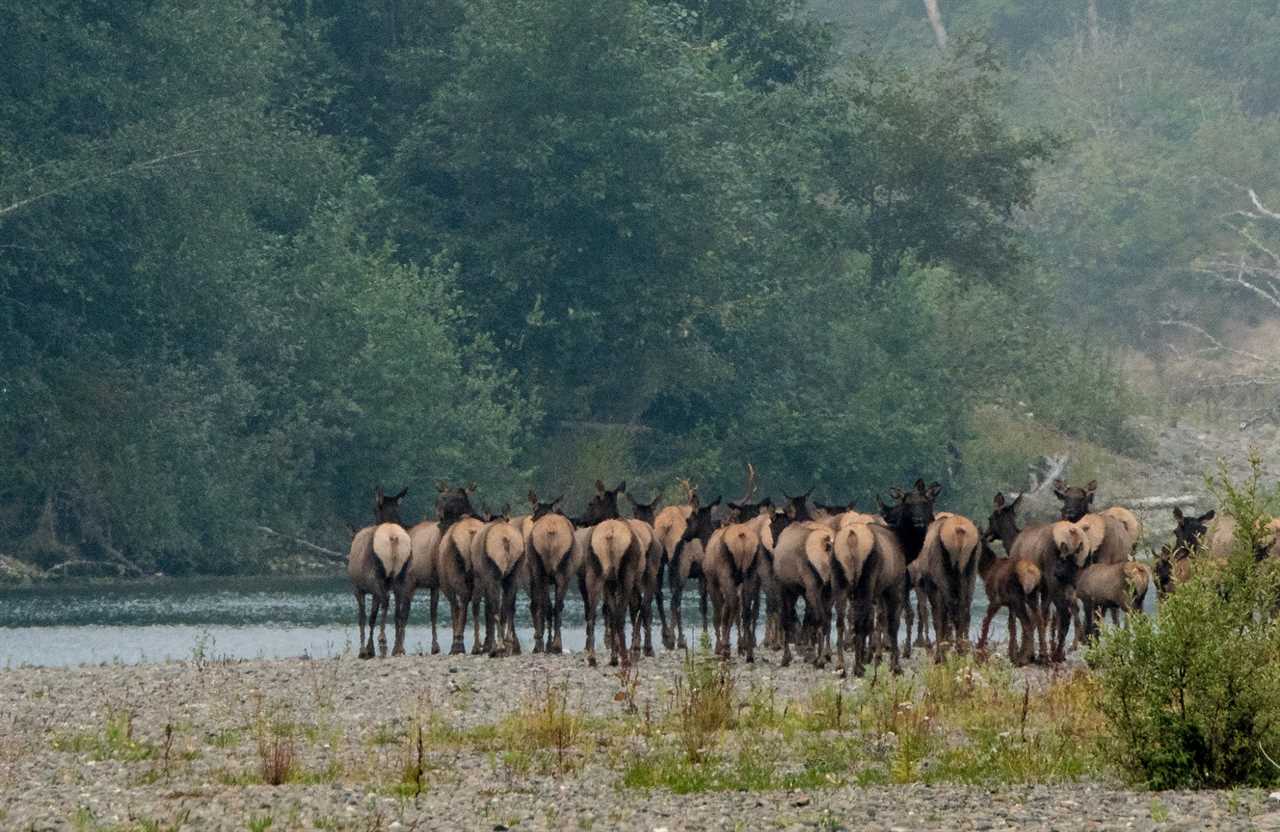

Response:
(3, 0), (1278, 574)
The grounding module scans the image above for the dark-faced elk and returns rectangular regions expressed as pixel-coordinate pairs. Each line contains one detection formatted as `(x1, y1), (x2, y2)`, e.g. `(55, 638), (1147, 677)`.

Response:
(1075, 560), (1150, 642)
(879, 478), (943, 657)
(1054, 479), (1097, 522)
(348, 486), (411, 659)
(666, 491), (721, 649)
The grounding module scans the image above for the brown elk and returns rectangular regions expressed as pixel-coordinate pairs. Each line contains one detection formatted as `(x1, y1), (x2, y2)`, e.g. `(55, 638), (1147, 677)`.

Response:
(830, 521), (875, 675)
(668, 492), (722, 649)
(1010, 520), (1090, 663)
(702, 465), (769, 662)
(916, 512), (980, 661)
(394, 519), (442, 655)
(624, 492), (667, 657)
(766, 521), (837, 668)
(1075, 560), (1150, 642)
(844, 521), (908, 676)
(348, 486), (411, 659)
(577, 480), (644, 667)
(973, 531), (1041, 665)
(434, 482), (484, 655)
(652, 490), (695, 649)
(525, 491), (575, 654)
(471, 511), (526, 657)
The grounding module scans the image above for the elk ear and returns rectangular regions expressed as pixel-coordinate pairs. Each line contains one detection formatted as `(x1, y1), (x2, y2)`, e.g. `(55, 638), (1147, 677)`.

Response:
(913, 478), (927, 492)
(651, 494), (664, 509)
(1010, 493), (1023, 511)
(876, 494), (889, 512)
(926, 482), (942, 500)
(616, 480), (626, 493)
(1172, 507), (1184, 521)
(1199, 510), (1216, 523)
(993, 493), (1006, 509)
(595, 479), (606, 494)
(528, 490), (539, 506)
(709, 496), (721, 508)
(435, 480), (448, 493)
(465, 482), (477, 493)
(393, 487), (408, 501)
(1053, 480), (1068, 500)
(1085, 480), (1098, 495)
(888, 487), (904, 501)
(551, 494), (564, 507)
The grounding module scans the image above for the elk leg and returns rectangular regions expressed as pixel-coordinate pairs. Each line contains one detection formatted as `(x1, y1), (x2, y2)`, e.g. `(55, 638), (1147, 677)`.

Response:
(392, 587), (411, 657)
(581, 573), (598, 667)
(356, 590), (372, 659)
(484, 586), (499, 658)
(1051, 599), (1070, 663)
(530, 566), (547, 654)
(670, 567), (687, 650)
(451, 591), (470, 655)
(780, 588), (795, 667)
(741, 576), (758, 663)
(976, 603), (998, 655)
(503, 575), (521, 656)
(915, 587), (931, 649)
(640, 578), (655, 658)
(371, 593), (386, 658)
(929, 587), (948, 663)
(471, 595), (485, 655)
(550, 571), (568, 654)
(699, 579), (709, 637)
(655, 559), (671, 650)
(884, 592), (903, 676)
(429, 586), (440, 655)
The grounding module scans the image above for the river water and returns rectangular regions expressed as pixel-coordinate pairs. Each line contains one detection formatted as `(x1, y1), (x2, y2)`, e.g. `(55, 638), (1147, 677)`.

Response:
(0, 576), (1153, 667)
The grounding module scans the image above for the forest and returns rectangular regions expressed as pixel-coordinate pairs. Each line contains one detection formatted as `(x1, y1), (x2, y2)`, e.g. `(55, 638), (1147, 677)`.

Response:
(3, 0), (1280, 575)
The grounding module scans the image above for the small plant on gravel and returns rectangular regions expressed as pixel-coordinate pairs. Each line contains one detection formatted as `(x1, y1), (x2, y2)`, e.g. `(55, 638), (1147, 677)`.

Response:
(52, 708), (154, 762)
(257, 732), (296, 786)
(247, 814), (274, 832)
(1090, 455), (1280, 789)
(672, 650), (736, 763)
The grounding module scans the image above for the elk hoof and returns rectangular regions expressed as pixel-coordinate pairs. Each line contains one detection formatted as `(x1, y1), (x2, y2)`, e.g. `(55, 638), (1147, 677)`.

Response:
(549, 643), (563, 655)
(449, 644), (465, 656)
(643, 646), (655, 658)
(780, 653), (792, 668)
(430, 643), (440, 655)
(587, 655), (597, 668)
(392, 646), (405, 657)
(532, 642), (544, 654)
(677, 636), (688, 650)
(891, 663), (904, 676)
(358, 648), (373, 660)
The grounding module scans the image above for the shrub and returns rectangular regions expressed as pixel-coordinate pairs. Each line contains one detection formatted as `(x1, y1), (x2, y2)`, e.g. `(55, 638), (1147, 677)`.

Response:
(1088, 455), (1280, 789)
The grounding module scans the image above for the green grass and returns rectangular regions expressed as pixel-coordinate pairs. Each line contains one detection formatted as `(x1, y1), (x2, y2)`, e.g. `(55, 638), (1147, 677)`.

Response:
(51, 709), (154, 762)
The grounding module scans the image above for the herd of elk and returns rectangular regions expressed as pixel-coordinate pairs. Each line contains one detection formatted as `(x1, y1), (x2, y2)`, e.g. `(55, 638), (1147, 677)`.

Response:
(345, 470), (1258, 671)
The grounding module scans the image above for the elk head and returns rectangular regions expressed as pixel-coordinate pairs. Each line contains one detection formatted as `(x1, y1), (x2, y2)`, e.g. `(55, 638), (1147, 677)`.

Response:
(783, 487), (815, 521)
(528, 490), (565, 521)
(680, 496), (722, 544)
(374, 486), (408, 525)
(1171, 507), (1214, 556)
(625, 492), (663, 524)
(434, 480), (476, 525)
(581, 479), (626, 526)
(986, 492), (1023, 550)
(889, 479), (941, 531)
(1053, 479), (1096, 522)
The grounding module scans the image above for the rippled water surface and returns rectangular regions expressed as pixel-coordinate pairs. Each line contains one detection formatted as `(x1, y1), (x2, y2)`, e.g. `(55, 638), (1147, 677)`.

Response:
(0, 575), (1154, 667)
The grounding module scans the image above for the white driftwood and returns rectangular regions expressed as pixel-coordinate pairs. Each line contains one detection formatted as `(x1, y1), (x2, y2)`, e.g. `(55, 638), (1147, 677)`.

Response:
(255, 526), (346, 560)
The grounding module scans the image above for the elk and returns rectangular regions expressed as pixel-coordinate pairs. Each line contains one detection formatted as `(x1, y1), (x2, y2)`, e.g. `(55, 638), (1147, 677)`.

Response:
(624, 492), (667, 657)
(525, 491), (575, 654)
(973, 532), (1041, 665)
(577, 480), (644, 667)
(471, 511), (526, 657)
(879, 478), (943, 657)
(916, 512), (981, 660)
(1010, 520), (1090, 663)
(348, 486), (411, 659)
(829, 521), (875, 675)
(666, 491), (721, 649)
(844, 521), (908, 677)
(702, 465), (769, 662)
(394, 519), (442, 655)
(1075, 560), (1151, 642)
(766, 520), (837, 668)
(434, 482), (485, 655)
(652, 489), (695, 649)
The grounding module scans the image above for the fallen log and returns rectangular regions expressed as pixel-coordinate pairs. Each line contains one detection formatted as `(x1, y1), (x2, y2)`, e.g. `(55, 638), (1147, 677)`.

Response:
(254, 526), (346, 561)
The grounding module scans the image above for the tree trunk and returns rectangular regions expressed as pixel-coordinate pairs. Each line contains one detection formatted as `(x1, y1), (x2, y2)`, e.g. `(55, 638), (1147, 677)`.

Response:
(923, 0), (947, 50)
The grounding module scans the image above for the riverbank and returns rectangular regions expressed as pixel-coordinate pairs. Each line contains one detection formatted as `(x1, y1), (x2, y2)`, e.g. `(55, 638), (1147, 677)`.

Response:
(2, 651), (1277, 831)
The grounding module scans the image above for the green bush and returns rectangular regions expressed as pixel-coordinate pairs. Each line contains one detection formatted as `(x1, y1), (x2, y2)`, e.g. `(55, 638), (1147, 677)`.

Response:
(1088, 455), (1280, 789)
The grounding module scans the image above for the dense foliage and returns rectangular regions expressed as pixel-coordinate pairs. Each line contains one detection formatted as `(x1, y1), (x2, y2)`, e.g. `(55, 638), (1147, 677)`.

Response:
(3, 0), (1277, 572)
(1089, 459), (1280, 788)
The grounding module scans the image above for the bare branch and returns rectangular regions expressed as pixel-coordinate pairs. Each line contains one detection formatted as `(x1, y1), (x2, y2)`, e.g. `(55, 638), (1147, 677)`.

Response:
(1249, 189), (1280, 222)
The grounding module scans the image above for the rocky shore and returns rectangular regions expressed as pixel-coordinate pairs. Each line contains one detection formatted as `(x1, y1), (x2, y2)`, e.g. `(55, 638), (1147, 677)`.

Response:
(2, 651), (1277, 831)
